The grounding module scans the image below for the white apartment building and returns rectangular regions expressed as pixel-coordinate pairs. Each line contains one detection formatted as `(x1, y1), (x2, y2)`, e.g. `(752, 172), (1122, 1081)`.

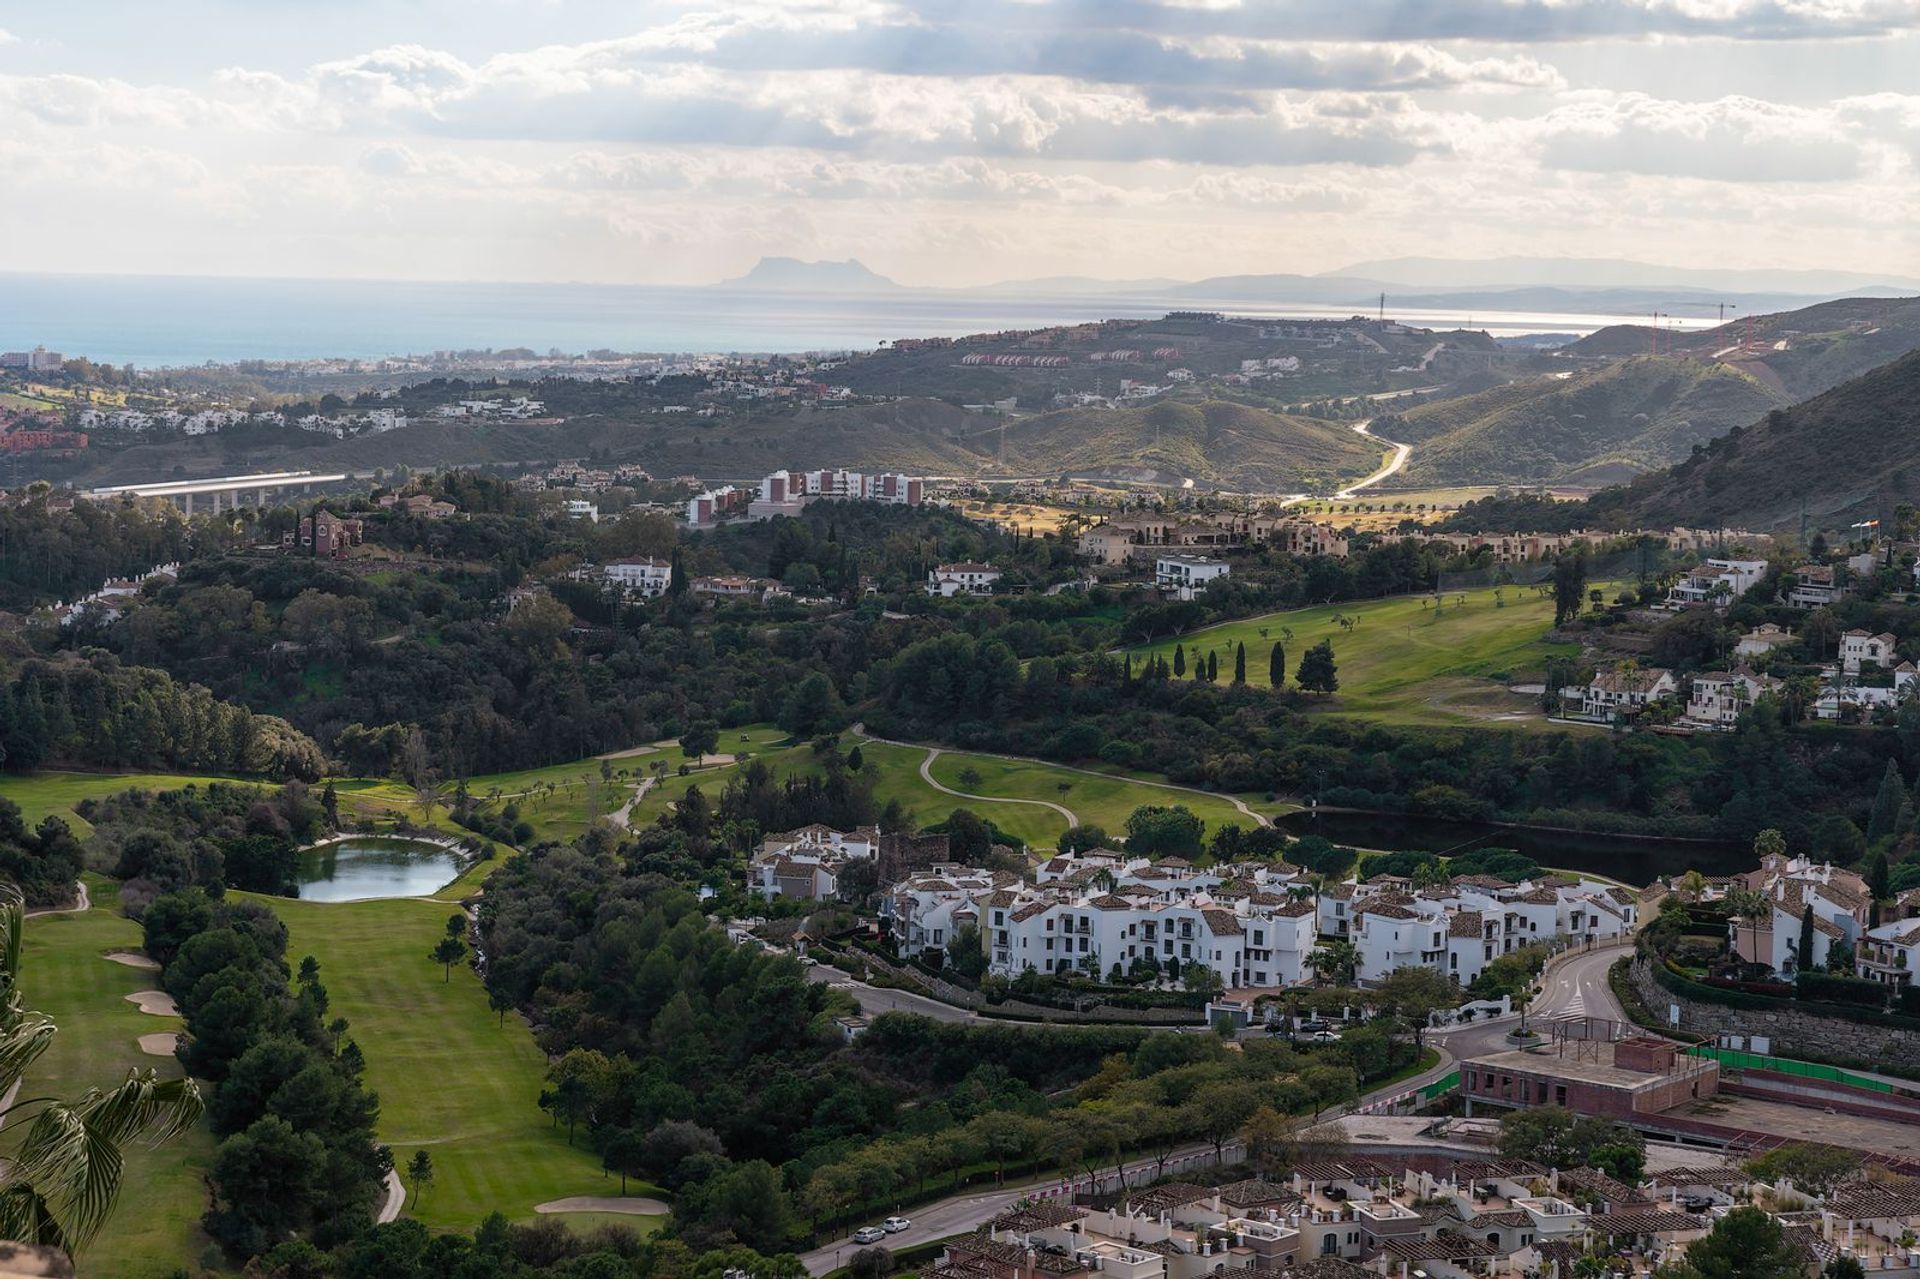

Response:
(601, 557), (674, 596)
(1340, 876), (1637, 986)
(1155, 554), (1231, 600)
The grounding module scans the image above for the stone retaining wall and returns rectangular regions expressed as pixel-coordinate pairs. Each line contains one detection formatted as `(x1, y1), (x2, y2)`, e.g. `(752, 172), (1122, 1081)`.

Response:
(1627, 956), (1920, 1064)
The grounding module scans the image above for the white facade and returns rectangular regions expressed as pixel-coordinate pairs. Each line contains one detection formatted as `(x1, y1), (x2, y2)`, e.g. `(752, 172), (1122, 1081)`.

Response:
(602, 557), (673, 596)
(927, 562), (1001, 596)
(747, 825), (879, 900)
(1682, 670), (1780, 731)
(1841, 630), (1899, 674)
(1664, 558), (1766, 609)
(1155, 554), (1231, 600)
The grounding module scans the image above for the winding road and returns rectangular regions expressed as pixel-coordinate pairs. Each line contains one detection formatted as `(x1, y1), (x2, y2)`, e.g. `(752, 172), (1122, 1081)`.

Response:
(1333, 418), (1412, 500)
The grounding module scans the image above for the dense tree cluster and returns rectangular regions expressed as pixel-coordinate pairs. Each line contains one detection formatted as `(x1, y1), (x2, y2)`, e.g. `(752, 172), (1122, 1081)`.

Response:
(0, 495), (191, 609)
(83, 781), (325, 905)
(0, 653), (322, 778)
(142, 889), (387, 1260)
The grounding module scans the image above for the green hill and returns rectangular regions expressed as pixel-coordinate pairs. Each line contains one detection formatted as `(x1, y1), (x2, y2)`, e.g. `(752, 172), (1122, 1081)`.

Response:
(1586, 348), (1920, 531)
(996, 399), (1385, 489)
(1566, 295), (1920, 399)
(1382, 357), (1786, 487)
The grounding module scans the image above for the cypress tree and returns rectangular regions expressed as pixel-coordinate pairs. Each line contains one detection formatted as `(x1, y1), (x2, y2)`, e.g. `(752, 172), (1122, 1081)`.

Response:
(1173, 644), (1186, 677)
(1234, 642), (1247, 685)
(1870, 850), (1892, 902)
(1798, 904), (1816, 971)
(1869, 760), (1905, 846)
(1270, 641), (1285, 688)
(1206, 651), (1218, 681)
(1123, 654), (1134, 685)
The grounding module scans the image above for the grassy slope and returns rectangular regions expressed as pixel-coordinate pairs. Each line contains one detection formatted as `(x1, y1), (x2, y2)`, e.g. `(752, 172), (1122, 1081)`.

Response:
(999, 399), (1383, 489)
(921, 752), (1257, 839)
(258, 891), (662, 1235)
(1121, 586), (1579, 729)
(18, 877), (211, 1279)
(1390, 357), (1786, 486)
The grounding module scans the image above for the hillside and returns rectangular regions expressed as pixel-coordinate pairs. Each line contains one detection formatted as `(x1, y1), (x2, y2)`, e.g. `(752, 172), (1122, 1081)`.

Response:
(1382, 357), (1787, 487)
(1586, 348), (1920, 531)
(60, 395), (1384, 492)
(995, 399), (1384, 489)
(1565, 295), (1920, 399)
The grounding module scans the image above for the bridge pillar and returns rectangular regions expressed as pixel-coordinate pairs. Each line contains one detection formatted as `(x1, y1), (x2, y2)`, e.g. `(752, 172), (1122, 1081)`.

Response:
(182, 492), (193, 516)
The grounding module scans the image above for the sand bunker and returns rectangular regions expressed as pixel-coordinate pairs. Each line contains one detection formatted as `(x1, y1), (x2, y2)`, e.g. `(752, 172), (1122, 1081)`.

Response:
(138, 1032), (178, 1056)
(104, 951), (160, 970)
(125, 990), (178, 1016)
(534, 1197), (668, 1216)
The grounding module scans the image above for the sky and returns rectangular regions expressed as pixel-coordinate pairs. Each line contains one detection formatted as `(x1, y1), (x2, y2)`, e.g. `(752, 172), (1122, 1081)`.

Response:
(3, 0), (1919, 288)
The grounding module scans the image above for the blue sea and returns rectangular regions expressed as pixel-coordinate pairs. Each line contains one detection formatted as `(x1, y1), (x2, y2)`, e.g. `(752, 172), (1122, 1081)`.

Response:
(0, 272), (1691, 368)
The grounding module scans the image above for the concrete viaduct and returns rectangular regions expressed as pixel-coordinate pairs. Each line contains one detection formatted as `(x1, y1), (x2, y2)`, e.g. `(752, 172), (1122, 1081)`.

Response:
(87, 470), (352, 515)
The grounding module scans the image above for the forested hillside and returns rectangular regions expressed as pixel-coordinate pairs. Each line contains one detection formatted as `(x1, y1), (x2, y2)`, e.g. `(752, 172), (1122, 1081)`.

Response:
(1381, 357), (1786, 486)
(1587, 348), (1920, 530)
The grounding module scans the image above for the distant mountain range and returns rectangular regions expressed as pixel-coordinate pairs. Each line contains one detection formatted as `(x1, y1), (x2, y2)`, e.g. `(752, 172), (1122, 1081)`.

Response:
(714, 256), (1920, 323)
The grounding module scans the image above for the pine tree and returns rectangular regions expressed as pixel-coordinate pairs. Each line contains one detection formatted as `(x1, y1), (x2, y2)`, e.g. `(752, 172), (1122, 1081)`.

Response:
(1270, 642), (1285, 688)
(1173, 644), (1186, 677)
(1296, 641), (1339, 694)
(1234, 642), (1247, 685)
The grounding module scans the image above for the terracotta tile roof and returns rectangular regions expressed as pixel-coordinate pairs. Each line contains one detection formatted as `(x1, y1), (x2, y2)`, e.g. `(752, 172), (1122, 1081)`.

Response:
(1450, 910), (1484, 938)
(1557, 1167), (1652, 1205)
(1202, 908), (1244, 936)
(1215, 1178), (1299, 1210)
(1591, 1210), (1709, 1234)
(990, 1203), (1085, 1231)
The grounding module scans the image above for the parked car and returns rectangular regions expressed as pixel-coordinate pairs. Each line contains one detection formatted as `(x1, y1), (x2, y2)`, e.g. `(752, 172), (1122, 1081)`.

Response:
(1299, 1018), (1331, 1033)
(853, 1227), (887, 1245)
(1310, 1029), (1342, 1043)
(883, 1217), (911, 1233)
(797, 956), (819, 967)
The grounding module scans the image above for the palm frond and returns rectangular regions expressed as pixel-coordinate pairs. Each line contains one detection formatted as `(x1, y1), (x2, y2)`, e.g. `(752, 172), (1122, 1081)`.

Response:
(0, 1015), (57, 1103)
(2, 1070), (204, 1251)
(0, 1184), (65, 1252)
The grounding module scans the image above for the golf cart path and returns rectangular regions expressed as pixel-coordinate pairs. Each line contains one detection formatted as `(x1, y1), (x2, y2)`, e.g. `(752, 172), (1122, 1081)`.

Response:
(913, 746), (1079, 828)
(859, 729), (1270, 829)
(25, 880), (90, 918)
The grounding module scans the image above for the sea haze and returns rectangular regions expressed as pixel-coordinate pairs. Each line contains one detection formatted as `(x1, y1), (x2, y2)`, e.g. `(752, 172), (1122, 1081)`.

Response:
(0, 272), (1714, 368)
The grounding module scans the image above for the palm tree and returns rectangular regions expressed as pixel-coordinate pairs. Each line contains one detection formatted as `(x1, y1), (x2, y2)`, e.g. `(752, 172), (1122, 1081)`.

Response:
(1724, 886), (1772, 971)
(1310, 937), (1360, 986)
(0, 884), (203, 1255)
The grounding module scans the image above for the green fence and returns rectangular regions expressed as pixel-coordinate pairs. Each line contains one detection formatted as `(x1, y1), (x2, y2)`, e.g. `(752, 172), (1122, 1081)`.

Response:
(1419, 1070), (1461, 1101)
(1685, 1045), (1897, 1095)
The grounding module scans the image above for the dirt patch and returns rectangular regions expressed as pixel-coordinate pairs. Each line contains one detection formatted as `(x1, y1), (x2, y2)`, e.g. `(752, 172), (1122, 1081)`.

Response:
(534, 1196), (668, 1216)
(598, 744), (659, 760)
(125, 990), (179, 1017)
(104, 950), (160, 971)
(138, 1032), (179, 1056)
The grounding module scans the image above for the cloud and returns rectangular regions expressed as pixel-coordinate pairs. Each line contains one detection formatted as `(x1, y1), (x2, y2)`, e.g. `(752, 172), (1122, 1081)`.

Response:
(916, 0), (1920, 43)
(1532, 93), (1865, 181)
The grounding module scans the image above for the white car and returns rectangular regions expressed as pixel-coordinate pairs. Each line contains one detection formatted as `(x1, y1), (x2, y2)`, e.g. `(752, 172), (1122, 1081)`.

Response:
(852, 1227), (887, 1245)
(883, 1216), (911, 1233)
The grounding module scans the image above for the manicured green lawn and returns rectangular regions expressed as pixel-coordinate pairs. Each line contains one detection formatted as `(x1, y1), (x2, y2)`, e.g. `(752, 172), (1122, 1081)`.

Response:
(466, 726), (793, 843)
(922, 751), (1259, 842)
(1121, 586), (1581, 728)
(18, 876), (212, 1279)
(0, 771), (252, 836)
(256, 894), (664, 1236)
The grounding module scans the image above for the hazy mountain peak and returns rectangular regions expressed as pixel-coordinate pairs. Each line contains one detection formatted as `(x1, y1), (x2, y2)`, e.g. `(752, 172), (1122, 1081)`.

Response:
(721, 257), (899, 292)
